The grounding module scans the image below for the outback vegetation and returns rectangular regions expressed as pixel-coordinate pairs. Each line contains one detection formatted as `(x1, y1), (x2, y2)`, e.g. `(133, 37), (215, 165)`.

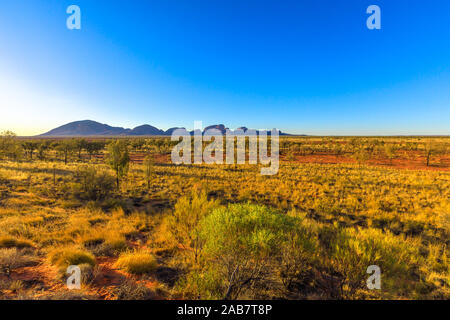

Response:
(0, 131), (448, 300)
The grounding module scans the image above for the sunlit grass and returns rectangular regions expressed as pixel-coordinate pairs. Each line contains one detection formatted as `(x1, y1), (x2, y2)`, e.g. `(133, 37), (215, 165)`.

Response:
(0, 136), (448, 299)
(114, 250), (158, 274)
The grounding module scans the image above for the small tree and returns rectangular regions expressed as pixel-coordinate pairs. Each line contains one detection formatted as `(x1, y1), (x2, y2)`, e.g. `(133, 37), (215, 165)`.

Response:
(85, 141), (105, 160)
(131, 139), (145, 152)
(333, 142), (344, 156)
(74, 138), (88, 161)
(353, 147), (370, 167)
(166, 191), (219, 264)
(384, 144), (396, 164)
(423, 142), (446, 167)
(55, 140), (76, 165)
(37, 141), (51, 161)
(106, 140), (130, 190)
(0, 131), (22, 160)
(143, 154), (154, 189)
(73, 165), (115, 200)
(21, 141), (39, 160)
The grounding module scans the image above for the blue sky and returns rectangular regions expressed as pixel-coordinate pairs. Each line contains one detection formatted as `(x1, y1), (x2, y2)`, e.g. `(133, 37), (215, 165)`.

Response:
(0, 0), (449, 135)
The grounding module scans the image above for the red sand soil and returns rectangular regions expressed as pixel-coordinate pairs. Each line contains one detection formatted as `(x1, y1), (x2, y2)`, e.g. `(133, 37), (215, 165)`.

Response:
(80, 256), (163, 300)
(90, 150), (449, 171)
(0, 262), (65, 299)
(282, 151), (450, 172)
(1, 255), (163, 300)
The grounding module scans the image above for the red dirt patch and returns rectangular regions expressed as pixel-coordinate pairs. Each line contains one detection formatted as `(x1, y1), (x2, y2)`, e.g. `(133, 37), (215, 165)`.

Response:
(1, 255), (164, 300)
(283, 152), (450, 172)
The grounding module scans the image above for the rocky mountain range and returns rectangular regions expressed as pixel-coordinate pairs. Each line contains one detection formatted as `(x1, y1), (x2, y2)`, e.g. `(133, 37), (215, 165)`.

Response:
(39, 120), (294, 136)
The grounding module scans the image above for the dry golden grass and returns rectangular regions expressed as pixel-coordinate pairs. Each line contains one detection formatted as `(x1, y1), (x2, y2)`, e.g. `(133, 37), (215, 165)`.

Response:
(114, 250), (158, 274)
(48, 247), (96, 270)
(0, 136), (448, 299)
(0, 236), (34, 249)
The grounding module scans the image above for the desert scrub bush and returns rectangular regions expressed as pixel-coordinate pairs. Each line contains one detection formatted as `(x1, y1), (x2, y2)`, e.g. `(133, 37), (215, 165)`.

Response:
(0, 236), (34, 249)
(71, 165), (115, 201)
(277, 225), (319, 297)
(114, 250), (158, 274)
(194, 203), (304, 299)
(384, 144), (396, 163)
(164, 191), (220, 264)
(48, 247), (96, 272)
(423, 142), (447, 166)
(175, 265), (224, 299)
(143, 154), (154, 189)
(421, 244), (449, 298)
(321, 227), (424, 299)
(106, 140), (130, 190)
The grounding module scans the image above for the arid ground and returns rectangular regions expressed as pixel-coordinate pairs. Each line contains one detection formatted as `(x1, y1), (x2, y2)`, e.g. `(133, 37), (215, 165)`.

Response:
(0, 136), (448, 300)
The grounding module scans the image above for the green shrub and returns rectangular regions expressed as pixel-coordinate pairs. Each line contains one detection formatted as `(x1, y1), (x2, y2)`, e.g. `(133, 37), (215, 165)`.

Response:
(197, 203), (302, 299)
(324, 227), (422, 299)
(201, 203), (299, 259)
(106, 140), (130, 190)
(175, 266), (224, 300)
(277, 229), (319, 296)
(165, 191), (220, 263)
(72, 165), (115, 201)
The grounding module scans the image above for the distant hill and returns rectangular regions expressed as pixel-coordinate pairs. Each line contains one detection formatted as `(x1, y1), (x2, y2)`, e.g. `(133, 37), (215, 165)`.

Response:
(164, 127), (186, 136)
(40, 120), (169, 137)
(39, 120), (296, 137)
(40, 120), (130, 136)
(129, 124), (165, 136)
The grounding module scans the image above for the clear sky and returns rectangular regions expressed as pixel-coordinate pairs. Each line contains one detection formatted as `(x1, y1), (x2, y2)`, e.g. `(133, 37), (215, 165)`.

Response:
(0, 0), (449, 136)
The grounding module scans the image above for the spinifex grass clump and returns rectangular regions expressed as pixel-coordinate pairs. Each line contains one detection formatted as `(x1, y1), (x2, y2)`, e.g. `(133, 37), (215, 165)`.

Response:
(48, 247), (96, 271)
(114, 250), (158, 274)
(78, 229), (128, 256)
(0, 236), (34, 249)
